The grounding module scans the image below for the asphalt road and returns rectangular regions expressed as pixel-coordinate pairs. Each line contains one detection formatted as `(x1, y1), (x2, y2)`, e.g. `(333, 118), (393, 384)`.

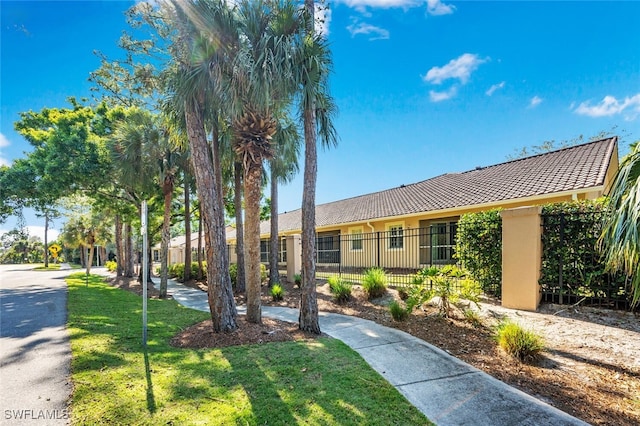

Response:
(0, 264), (72, 425)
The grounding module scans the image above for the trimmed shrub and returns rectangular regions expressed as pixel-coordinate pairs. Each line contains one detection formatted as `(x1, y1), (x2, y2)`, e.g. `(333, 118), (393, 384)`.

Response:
(105, 260), (117, 272)
(230, 263), (266, 289)
(495, 320), (545, 361)
(167, 262), (205, 282)
(389, 300), (409, 321)
(328, 276), (352, 303)
(362, 267), (388, 299)
(270, 283), (284, 301)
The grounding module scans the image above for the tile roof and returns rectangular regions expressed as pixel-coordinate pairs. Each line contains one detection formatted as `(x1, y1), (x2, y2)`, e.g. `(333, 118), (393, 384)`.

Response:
(249, 137), (617, 235)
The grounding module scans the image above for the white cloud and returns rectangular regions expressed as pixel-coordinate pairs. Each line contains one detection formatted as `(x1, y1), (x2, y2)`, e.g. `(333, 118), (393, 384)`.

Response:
(574, 94), (640, 120)
(340, 0), (454, 15)
(0, 133), (11, 166)
(529, 96), (543, 108)
(426, 0), (455, 16)
(486, 81), (505, 96)
(424, 53), (488, 85)
(341, 0), (422, 10)
(346, 22), (390, 40)
(429, 87), (457, 102)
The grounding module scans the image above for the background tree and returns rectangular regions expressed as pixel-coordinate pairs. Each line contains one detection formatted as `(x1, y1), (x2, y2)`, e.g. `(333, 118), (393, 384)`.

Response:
(298, 0), (338, 333)
(163, 0), (239, 332)
(268, 118), (300, 286)
(60, 199), (113, 275)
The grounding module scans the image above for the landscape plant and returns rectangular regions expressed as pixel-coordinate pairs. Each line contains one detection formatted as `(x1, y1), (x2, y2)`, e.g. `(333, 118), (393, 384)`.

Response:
(105, 260), (117, 273)
(599, 141), (640, 306)
(270, 283), (285, 301)
(406, 268), (481, 318)
(495, 320), (545, 362)
(389, 300), (409, 321)
(327, 275), (352, 303)
(362, 267), (388, 299)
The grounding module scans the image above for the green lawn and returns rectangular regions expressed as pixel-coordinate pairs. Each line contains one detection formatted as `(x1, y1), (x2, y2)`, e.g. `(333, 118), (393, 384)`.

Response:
(67, 273), (432, 425)
(33, 263), (61, 270)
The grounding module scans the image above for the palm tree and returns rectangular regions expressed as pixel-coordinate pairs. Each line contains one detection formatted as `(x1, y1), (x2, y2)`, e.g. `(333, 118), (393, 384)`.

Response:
(298, 0), (338, 333)
(111, 107), (179, 298)
(228, 0), (302, 323)
(599, 141), (640, 306)
(268, 118), (300, 286)
(233, 160), (246, 293)
(163, 0), (239, 332)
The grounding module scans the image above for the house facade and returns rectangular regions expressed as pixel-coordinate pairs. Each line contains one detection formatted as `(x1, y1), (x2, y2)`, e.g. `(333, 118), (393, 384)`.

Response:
(225, 137), (619, 277)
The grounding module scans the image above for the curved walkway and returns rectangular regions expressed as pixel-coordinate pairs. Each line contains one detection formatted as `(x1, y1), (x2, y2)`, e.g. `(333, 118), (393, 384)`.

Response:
(156, 277), (588, 426)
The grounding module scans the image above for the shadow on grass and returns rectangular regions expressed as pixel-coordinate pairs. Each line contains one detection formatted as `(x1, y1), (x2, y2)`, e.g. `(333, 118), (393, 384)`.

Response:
(144, 348), (156, 414)
(221, 345), (299, 424)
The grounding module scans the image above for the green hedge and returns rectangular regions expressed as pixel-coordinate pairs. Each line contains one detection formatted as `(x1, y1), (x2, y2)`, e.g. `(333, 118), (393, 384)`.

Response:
(168, 262), (206, 282)
(540, 200), (629, 307)
(455, 209), (502, 296)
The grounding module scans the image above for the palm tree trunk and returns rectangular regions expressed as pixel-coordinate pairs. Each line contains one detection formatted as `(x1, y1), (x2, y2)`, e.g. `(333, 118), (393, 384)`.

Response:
(125, 222), (134, 278)
(244, 162), (263, 323)
(43, 213), (49, 268)
(197, 211), (203, 280)
(234, 161), (246, 293)
(185, 99), (237, 333)
(298, 0), (321, 334)
(184, 177), (192, 282)
(115, 215), (124, 276)
(159, 182), (172, 298)
(269, 167), (280, 286)
(86, 236), (95, 276)
(299, 105), (320, 333)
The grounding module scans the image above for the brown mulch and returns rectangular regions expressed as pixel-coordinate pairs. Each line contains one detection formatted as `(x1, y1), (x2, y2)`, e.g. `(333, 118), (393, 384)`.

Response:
(109, 275), (640, 426)
(170, 316), (327, 349)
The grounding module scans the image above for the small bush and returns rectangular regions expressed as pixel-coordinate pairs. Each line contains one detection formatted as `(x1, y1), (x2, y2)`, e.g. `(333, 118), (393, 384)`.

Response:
(495, 320), (545, 361)
(294, 273), (302, 287)
(362, 267), (387, 299)
(166, 262), (204, 282)
(270, 283), (284, 301)
(389, 300), (409, 321)
(229, 263), (238, 286)
(105, 260), (117, 272)
(230, 263), (266, 289)
(463, 308), (482, 327)
(397, 286), (409, 300)
(328, 276), (352, 303)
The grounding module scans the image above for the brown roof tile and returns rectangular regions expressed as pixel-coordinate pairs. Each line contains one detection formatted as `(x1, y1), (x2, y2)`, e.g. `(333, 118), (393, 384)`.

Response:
(259, 137), (617, 234)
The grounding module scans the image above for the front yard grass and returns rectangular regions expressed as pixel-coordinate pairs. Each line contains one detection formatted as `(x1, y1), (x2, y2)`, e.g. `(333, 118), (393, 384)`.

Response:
(67, 273), (431, 425)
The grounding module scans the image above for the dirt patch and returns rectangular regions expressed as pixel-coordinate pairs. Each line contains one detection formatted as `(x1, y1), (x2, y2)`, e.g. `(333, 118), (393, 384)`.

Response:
(120, 276), (640, 425)
(170, 316), (327, 349)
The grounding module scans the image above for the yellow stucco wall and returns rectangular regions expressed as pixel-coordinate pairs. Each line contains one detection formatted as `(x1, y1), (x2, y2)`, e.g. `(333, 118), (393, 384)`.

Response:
(500, 206), (543, 311)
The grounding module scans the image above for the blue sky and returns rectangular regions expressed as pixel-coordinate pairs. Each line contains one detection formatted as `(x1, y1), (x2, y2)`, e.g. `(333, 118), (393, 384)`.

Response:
(2, 0), (640, 240)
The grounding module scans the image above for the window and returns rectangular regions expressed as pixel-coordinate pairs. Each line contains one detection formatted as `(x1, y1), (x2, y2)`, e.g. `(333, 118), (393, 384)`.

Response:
(431, 221), (457, 263)
(388, 223), (404, 249)
(350, 227), (363, 251)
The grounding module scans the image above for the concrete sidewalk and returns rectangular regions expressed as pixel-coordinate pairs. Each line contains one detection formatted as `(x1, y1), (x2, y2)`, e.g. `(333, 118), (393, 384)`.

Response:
(154, 277), (588, 426)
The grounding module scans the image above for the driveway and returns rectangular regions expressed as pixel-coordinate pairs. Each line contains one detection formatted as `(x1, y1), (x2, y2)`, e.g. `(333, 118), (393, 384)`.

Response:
(0, 264), (71, 425)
